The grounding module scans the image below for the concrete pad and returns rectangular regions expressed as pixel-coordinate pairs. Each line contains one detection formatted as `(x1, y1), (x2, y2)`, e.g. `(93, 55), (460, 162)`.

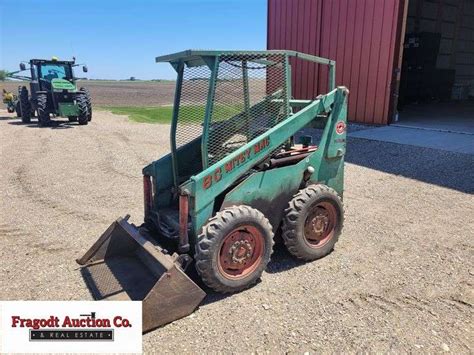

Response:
(392, 120), (474, 134)
(349, 126), (474, 155)
(396, 101), (474, 134)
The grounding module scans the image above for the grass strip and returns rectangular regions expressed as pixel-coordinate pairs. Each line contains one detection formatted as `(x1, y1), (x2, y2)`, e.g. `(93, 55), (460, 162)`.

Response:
(104, 104), (244, 124)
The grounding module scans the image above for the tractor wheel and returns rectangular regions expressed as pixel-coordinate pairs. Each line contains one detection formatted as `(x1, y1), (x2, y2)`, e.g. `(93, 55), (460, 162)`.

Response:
(36, 93), (50, 127)
(77, 94), (89, 125)
(16, 101), (21, 117)
(282, 184), (344, 261)
(80, 87), (92, 121)
(19, 86), (31, 123)
(195, 205), (274, 293)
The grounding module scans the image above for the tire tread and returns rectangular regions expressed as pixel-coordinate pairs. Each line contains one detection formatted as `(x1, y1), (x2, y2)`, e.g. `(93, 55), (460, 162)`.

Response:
(195, 205), (274, 293)
(19, 86), (31, 123)
(36, 93), (50, 127)
(282, 184), (344, 261)
(77, 94), (89, 125)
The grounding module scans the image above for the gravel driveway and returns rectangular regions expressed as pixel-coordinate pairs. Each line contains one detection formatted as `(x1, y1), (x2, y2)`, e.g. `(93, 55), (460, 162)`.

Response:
(0, 110), (472, 353)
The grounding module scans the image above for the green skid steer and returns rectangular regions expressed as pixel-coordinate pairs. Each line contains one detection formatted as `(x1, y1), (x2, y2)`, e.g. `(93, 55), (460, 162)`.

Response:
(78, 50), (349, 332)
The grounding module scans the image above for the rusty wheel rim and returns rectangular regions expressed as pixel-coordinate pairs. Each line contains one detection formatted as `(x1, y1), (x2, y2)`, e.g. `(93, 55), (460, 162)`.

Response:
(218, 225), (264, 280)
(304, 201), (337, 248)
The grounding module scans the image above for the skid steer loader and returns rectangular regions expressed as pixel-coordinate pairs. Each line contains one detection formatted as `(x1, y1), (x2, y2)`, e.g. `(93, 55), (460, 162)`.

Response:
(78, 50), (348, 332)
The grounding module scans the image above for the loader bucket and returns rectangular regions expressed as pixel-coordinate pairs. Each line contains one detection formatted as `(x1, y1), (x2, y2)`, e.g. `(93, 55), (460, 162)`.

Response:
(77, 216), (206, 332)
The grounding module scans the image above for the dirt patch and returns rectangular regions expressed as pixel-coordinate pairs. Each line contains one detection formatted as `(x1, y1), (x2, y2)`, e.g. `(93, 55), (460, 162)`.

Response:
(1, 81), (176, 107)
(0, 109), (472, 353)
(2, 79), (268, 108)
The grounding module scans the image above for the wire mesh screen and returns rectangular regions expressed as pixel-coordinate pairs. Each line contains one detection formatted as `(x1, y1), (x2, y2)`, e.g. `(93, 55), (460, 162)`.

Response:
(175, 65), (211, 148)
(207, 54), (288, 165)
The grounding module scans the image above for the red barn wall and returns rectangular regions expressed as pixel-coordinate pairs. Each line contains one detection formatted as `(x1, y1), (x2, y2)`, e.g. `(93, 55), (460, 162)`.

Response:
(267, 0), (404, 124)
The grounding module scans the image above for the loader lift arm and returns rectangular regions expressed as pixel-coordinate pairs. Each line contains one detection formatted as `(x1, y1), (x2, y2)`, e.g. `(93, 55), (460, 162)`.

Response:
(151, 50), (345, 239)
(186, 88), (343, 200)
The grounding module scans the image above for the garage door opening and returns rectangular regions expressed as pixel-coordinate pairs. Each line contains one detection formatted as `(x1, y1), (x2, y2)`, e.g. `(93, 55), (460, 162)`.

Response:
(395, 0), (474, 134)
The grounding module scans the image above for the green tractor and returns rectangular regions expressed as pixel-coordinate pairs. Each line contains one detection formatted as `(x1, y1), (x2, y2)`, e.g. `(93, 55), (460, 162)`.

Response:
(15, 57), (92, 126)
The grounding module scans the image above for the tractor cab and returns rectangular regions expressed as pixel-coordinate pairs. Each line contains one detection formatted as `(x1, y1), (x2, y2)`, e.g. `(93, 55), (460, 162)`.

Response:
(21, 58), (87, 93)
(35, 60), (73, 91)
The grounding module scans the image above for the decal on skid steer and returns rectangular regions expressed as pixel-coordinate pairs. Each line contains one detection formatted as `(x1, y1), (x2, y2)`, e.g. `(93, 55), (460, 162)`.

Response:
(336, 121), (346, 135)
(203, 137), (270, 189)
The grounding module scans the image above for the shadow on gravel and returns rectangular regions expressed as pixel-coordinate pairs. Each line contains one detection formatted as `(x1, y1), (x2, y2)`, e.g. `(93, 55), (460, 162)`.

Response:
(200, 291), (232, 306)
(0, 116), (16, 121)
(7, 119), (79, 129)
(346, 137), (474, 194)
(184, 265), (235, 306)
(266, 242), (306, 274)
(199, 277), (265, 306)
(193, 243), (301, 306)
(298, 127), (473, 194)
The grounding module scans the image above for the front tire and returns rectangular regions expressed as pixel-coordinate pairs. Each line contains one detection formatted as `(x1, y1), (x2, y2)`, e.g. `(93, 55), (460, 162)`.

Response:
(36, 93), (50, 127)
(80, 87), (92, 121)
(77, 94), (89, 125)
(282, 184), (344, 261)
(19, 86), (31, 123)
(15, 101), (21, 117)
(195, 205), (274, 293)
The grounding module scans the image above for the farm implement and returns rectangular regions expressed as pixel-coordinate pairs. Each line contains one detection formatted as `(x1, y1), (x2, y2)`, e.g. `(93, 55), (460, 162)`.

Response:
(8, 57), (92, 126)
(2, 89), (18, 114)
(77, 50), (348, 332)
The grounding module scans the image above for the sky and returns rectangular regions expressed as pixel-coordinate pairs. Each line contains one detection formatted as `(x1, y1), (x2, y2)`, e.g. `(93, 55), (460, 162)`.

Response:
(0, 0), (267, 80)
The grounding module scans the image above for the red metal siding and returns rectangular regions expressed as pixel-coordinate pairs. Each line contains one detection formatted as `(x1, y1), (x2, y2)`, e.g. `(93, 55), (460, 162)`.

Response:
(267, 0), (402, 124)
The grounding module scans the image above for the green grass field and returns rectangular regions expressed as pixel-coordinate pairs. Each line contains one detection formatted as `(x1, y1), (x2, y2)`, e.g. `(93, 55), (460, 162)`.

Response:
(105, 106), (174, 123)
(105, 104), (244, 124)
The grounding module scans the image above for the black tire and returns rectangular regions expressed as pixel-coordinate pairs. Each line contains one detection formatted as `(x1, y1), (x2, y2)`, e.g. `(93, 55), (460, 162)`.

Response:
(68, 116), (77, 122)
(80, 87), (92, 121)
(77, 94), (89, 125)
(282, 184), (344, 261)
(19, 86), (31, 123)
(36, 93), (50, 127)
(15, 101), (21, 117)
(195, 205), (274, 293)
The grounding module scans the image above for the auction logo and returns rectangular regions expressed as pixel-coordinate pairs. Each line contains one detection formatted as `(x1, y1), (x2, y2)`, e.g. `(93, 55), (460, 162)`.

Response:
(1, 301), (142, 353)
(11, 311), (133, 342)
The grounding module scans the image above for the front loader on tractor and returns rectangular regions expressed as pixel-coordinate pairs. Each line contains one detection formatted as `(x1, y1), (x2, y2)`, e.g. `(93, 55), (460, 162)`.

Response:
(77, 50), (348, 332)
(11, 57), (92, 126)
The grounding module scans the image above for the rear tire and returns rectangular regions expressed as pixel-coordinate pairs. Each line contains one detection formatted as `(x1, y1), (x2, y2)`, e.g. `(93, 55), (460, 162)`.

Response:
(77, 94), (89, 125)
(36, 93), (50, 127)
(282, 184), (344, 261)
(15, 101), (21, 117)
(80, 87), (92, 121)
(19, 86), (31, 123)
(195, 205), (274, 293)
